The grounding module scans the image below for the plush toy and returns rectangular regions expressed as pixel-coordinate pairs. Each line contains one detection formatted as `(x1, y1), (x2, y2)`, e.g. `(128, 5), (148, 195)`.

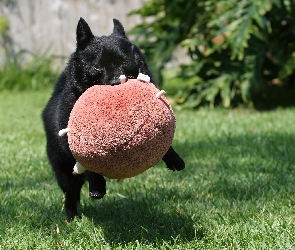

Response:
(59, 73), (176, 180)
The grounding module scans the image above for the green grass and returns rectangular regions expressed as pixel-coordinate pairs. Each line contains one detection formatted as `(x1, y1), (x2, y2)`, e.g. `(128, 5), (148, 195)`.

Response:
(1, 89), (295, 249)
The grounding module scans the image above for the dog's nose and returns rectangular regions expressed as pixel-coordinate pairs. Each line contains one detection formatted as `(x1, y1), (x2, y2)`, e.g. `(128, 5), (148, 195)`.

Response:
(110, 78), (121, 86)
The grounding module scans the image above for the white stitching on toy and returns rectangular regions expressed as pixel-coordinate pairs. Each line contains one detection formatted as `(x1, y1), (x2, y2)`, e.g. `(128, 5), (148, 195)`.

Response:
(58, 128), (70, 137)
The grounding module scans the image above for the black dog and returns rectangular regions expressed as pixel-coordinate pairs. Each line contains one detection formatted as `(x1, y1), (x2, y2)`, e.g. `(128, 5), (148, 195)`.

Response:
(42, 18), (185, 222)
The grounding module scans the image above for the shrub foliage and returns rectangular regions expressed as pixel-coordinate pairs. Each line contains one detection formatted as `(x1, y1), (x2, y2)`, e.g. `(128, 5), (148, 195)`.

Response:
(0, 17), (59, 91)
(0, 54), (59, 91)
(130, 0), (295, 108)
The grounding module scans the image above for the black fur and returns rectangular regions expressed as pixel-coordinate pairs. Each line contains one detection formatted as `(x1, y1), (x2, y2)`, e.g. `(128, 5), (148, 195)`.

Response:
(42, 18), (185, 222)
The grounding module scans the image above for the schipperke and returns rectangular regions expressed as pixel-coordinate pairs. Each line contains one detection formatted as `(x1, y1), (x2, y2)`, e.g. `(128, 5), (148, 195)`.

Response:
(42, 18), (185, 222)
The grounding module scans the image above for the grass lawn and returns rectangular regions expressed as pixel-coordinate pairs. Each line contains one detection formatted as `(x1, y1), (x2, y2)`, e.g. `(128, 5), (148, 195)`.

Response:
(0, 89), (295, 249)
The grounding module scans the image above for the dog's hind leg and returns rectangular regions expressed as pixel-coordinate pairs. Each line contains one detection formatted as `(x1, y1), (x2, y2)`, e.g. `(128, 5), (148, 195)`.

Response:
(84, 171), (106, 199)
(53, 163), (85, 222)
(162, 146), (185, 171)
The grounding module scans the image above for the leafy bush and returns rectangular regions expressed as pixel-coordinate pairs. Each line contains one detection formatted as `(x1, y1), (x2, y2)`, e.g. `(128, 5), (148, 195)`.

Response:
(0, 17), (59, 91)
(0, 53), (59, 91)
(130, 0), (295, 108)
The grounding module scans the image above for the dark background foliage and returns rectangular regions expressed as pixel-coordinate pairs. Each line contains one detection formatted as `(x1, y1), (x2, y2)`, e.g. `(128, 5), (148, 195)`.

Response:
(129, 0), (295, 109)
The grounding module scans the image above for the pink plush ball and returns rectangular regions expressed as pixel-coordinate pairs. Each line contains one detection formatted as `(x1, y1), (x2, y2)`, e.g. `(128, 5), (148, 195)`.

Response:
(67, 79), (175, 179)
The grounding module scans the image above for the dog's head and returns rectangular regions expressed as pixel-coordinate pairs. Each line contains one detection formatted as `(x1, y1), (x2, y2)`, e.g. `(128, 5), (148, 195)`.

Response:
(73, 18), (153, 87)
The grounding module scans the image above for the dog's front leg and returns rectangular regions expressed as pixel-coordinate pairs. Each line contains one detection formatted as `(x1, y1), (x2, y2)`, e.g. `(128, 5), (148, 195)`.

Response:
(84, 171), (106, 199)
(162, 146), (185, 171)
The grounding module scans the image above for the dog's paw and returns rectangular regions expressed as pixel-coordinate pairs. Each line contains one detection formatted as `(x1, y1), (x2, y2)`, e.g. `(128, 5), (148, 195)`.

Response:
(89, 190), (106, 199)
(67, 211), (81, 222)
(166, 156), (185, 171)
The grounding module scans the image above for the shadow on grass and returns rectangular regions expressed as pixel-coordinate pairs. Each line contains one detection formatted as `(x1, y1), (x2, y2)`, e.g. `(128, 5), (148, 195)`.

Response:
(82, 193), (203, 245)
(0, 171), (202, 246)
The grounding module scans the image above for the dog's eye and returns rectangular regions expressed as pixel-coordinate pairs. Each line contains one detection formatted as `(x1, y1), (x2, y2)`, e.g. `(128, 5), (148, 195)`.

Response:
(123, 59), (131, 66)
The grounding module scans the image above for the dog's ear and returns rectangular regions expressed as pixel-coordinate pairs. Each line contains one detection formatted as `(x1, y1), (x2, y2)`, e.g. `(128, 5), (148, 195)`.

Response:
(76, 17), (94, 48)
(112, 19), (128, 39)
